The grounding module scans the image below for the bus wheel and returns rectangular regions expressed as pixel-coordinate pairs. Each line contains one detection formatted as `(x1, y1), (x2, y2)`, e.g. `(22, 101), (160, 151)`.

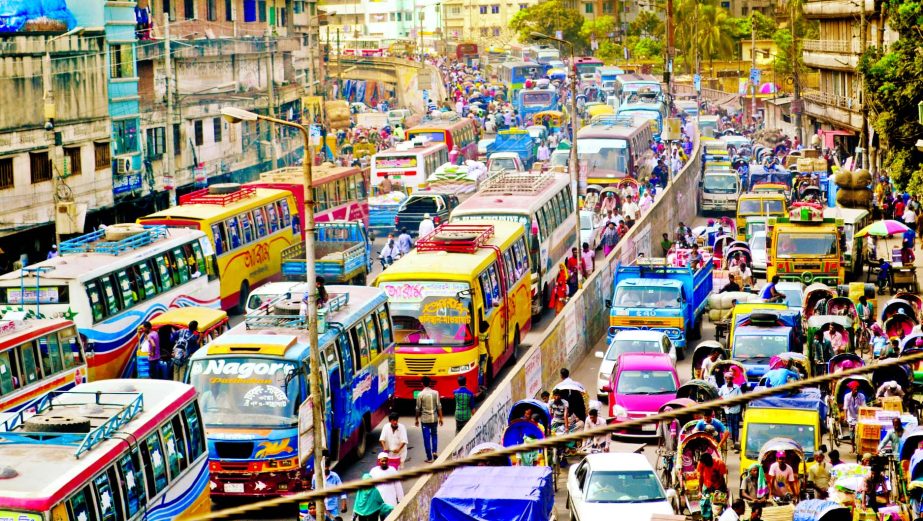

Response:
(236, 280), (250, 315)
(355, 418), (369, 459)
(485, 357), (495, 389)
(511, 328), (521, 362)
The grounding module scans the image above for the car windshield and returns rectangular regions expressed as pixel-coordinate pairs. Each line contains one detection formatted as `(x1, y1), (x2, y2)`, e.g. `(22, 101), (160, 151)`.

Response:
(779, 288), (803, 307)
(776, 233), (837, 257)
(379, 281), (474, 347)
(739, 199), (762, 214)
(745, 423), (815, 459)
(490, 158), (518, 171)
(606, 340), (663, 360)
(585, 470), (666, 503)
(189, 358), (301, 428)
(749, 236), (767, 253)
(580, 213), (595, 229)
(551, 152), (569, 166)
(703, 175), (738, 194)
(732, 334), (789, 361)
(613, 287), (681, 309)
(616, 370), (676, 394)
(577, 138), (629, 174)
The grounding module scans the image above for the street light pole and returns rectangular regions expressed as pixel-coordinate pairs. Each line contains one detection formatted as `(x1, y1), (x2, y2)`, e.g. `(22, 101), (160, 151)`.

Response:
(221, 106), (325, 519)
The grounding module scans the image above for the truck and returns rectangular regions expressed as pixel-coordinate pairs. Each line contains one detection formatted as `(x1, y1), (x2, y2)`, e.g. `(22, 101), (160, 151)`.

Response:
(740, 387), (826, 472)
(486, 129), (536, 171)
(514, 88), (560, 127)
(606, 260), (714, 359)
(281, 221), (370, 285)
(699, 168), (742, 213)
(766, 204), (845, 285)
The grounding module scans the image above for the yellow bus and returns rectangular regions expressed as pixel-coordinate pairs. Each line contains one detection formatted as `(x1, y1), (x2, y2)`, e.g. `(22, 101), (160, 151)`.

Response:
(139, 184), (299, 312)
(374, 221), (532, 399)
(735, 193), (787, 239)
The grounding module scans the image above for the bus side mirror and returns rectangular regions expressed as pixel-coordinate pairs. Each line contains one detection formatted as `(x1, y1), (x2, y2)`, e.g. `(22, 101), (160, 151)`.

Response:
(605, 299), (612, 308)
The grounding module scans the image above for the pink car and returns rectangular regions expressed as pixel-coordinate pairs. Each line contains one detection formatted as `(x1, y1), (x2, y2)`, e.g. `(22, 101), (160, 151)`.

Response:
(603, 353), (680, 437)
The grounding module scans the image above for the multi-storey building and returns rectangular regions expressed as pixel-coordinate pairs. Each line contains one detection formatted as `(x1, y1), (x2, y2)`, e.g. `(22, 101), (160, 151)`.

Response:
(443, 0), (539, 44)
(320, 0), (443, 45)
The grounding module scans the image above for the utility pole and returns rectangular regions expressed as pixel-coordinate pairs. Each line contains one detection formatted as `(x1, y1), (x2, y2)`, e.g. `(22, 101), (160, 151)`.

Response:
(791, 0), (803, 144)
(164, 14), (177, 207)
(750, 0), (756, 126)
(666, 0), (674, 97)
(265, 11), (278, 170)
(859, 0), (869, 170)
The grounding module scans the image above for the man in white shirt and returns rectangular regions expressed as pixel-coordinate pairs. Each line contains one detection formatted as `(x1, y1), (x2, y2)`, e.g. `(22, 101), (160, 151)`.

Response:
(719, 499), (746, 521)
(622, 196), (640, 222)
(369, 452), (405, 507)
(904, 206), (917, 226)
(379, 412), (409, 469)
(418, 213), (436, 237)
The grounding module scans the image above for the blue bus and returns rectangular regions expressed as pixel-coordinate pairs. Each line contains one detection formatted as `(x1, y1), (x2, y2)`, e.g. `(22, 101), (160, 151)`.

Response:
(515, 88), (560, 124)
(497, 61), (550, 98)
(187, 285), (395, 498)
(617, 101), (667, 140)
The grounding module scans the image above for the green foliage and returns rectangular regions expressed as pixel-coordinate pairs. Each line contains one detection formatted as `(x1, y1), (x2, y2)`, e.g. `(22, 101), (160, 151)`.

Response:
(750, 11), (777, 39)
(580, 15), (617, 41)
(629, 10), (664, 38)
(631, 36), (664, 59)
(674, 0), (739, 71)
(509, 0), (587, 50)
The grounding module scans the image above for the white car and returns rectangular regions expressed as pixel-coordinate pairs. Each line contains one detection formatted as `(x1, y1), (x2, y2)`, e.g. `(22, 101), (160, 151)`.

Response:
(580, 210), (604, 251)
(776, 281), (805, 311)
(567, 453), (676, 521)
(749, 231), (768, 275)
(244, 281), (309, 314)
(594, 331), (676, 397)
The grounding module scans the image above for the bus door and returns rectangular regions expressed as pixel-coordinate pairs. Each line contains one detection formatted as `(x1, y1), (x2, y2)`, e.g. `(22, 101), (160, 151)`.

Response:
(477, 262), (509, 372)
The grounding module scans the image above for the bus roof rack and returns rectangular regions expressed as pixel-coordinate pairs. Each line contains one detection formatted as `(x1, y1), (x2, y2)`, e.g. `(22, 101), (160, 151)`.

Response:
(0, 390), (144, 459)
(244, 292), (350, 330)
(59, 225), (168, 255)
(479, 172), (556, 194)
(416, 224), (495, 254)
(179, 186), (256, 206)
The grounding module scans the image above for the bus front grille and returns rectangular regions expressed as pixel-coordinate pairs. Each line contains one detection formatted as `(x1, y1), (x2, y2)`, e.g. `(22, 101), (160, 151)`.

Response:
(214, 441), (255, 459)
(403, 358), (436, 373)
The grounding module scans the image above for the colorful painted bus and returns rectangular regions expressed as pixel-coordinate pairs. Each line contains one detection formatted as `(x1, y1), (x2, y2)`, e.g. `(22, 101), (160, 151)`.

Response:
(406, 113), (478, 161)
(187, 285), (394, 497)
(576, 116), (654, 188)
(0, 225), (219, 380)
(496, 61), (550, 97)
(371, 141), (449, 194)
(375, 222), (532, 398)
(617, 101), (668, 139)
(0, 316), (86, 419)
(571, 56), (604, 76)
(139, 185), (299, 312)
(450, 173), (577, 315)
(246, 164), (371, 232)
(0, 379), (210, 521)
(455, 42), (479, 63)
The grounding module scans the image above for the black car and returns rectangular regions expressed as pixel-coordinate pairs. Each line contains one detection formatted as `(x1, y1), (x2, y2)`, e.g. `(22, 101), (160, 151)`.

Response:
(394, 192), (460, 237)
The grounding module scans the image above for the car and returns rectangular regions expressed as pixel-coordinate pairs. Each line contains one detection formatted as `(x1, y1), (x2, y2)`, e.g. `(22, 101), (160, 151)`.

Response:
(244, 281), (309, 314)
(776, 281), (805, 311)
(580, 210), (604, 251)
(477, 138), (495, 160)
(394, 191), (460, 237)
(604, 353), (679, 437)
(567, 452), (676, 521)
(749, 230), (768, 275)
(594, 331), (676, 398)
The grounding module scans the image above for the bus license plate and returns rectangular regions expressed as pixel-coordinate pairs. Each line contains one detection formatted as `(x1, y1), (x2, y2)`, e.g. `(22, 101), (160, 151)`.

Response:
(224, 483), (244, 493)
(642, 423), (656, 432)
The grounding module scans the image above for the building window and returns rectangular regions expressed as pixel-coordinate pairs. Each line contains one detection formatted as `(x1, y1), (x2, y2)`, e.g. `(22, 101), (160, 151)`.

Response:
(113, 120), (139, 156)
(64, 146), (82, 176)
(480, 27), (488, 36)
(184, 0), (194, 19)
(226, 0), (234, 20)
(585, 3), (593, 13)
(519, 3), (527, 9)
(243, 0), (257, 22)
(173, 124), (182, 155)
(0, 157), (13, 189)
(213, 118), (223, 142)
(451, 6), (461, 14)
(479, 5), (487, 14)
(258, 0), (267, 22)
(110, 44), (134, 79)
(94, 142), (111, 170)
(146, 127), (166, 158)
(194, 120), (204, 146)
(491, 4), (499, 13)
(30, 152), (52, 184)
(207, 0), (217, 20)
(493, 27), (501, 36)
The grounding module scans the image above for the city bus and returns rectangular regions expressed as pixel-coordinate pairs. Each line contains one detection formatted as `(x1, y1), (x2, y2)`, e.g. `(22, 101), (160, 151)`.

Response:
(375, 222), (532, 399)
(0, 316), (86, 418)
(0, 225), (219, 380)
(0, 379), (209, 520)
(617, 75), (664, 104)
(139, 185), (299, 312)
(371, 141), (449, 194)
(450, 174), (576, 316)
(571, 56), (604, 76)
(406, 113), (478, 161)
(246, 164), (371, 232)
(455, 42), (478, 64)
(496, 61), (550, 96)
(617, 101), (668, 139)
(187, 286), (394, 497)
(576, 117), (655, 188)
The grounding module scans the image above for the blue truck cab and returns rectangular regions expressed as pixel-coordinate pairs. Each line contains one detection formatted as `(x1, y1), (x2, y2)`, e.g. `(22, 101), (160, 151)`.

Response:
(607, 261), (714, 359)
(281, 221), (371, 285)
(730, 309), (803, 384)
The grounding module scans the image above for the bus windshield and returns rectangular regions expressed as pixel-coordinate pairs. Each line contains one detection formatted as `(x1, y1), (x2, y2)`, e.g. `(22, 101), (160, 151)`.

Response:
(522, 92), (553, 106)
(776, 233), (837, 257)
(613, 286), (681, 309)
(190, 358), (301, 428)
(732, 334), (789, 361)
(408, 131), (446, 143)
(745, 423), (815, 459)
(703, 175), (738, 194)
(576, 63), (601, 75)
(379, 281), (474, 347)
(577, 138), (629, 174)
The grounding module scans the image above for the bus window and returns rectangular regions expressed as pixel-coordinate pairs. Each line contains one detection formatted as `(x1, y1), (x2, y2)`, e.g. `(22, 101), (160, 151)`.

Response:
(190, 241), (207, 276)
(115, 269), (136, 308)
(85, 281), (106, 322)
(161, 421), (185, 479)
(254, 207), (268, 237)
(183, 403), (206, 459)
(279, 201), (292, 230)
(348, 177), (358, 201)
(126, 266), (145, 302)
(241, 212), (254, 244)
(93, 468), (123, 521)
(355, 321), (371, 366)
(266, 204), (279, 233)
(38, 333), (63, 376)
(67, 486), (98, 521)
(171, 249), (190, 284)
(211, 223), (227, 255)
(502, 249), (515, 287)
(537, 207), (550, 239)
(488, 265), (502, 297)
(154, 255), (174, 291)
(100, 276), (121, 315)
(364, 315), (380, 357)
(61, 327), (83, 369)
(0, 351), (16, 394)
(512, 239), (528, 279)
(479, 270), (496, 314)
(356, 175), (368, 199)
(138, 261), (158, 297)
(141, 433), (168, 494)
(378, 308), (392, 345)
(225, 217), (241, 250)
(118, 450), (147, 516)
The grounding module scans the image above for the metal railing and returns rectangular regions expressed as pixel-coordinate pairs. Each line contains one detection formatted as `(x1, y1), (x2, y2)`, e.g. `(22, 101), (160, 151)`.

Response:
(802, 39), (860, 54)
(803, 90), (860, 111)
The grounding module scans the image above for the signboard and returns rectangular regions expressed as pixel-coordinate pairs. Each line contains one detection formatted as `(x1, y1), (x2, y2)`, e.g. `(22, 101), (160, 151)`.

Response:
(791, 99), (804, 115)
(5, 287), (60, 305)
(194, 163), (207, 188)
(309, 124), (322, 146)
(113, 173), (142, 195)
(750, 68), (761, 85)
(555, 30), (563, 40)
(524, 349), (542, 398)
(376, 156), (418, 169)
(693, 74), (701, 92)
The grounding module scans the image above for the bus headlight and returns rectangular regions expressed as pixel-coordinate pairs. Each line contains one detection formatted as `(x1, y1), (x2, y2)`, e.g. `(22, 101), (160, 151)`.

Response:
(449, 362), (476, 374)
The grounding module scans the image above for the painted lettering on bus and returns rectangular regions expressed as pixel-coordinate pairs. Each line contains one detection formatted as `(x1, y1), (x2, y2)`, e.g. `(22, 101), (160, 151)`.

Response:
(191, 359), (291, 379)
(244, 243), (271, 268)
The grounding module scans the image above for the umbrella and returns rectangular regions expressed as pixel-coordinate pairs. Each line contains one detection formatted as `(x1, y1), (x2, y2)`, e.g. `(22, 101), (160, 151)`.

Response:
(855, 219), (911, 237)
(759, 83), (780, 94)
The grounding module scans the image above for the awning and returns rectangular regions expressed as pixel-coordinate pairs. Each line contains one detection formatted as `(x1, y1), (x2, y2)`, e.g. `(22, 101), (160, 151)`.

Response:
(817, 129), (854, 150)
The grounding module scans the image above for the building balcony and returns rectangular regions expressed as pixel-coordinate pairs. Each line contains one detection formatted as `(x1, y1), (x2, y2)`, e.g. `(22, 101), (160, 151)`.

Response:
(803, 48), (859, 71)
(802, 38), (860, 54)
(803, 0), (875, 18)
(136, 36), (301, 62)
(803, 90), (862, 130)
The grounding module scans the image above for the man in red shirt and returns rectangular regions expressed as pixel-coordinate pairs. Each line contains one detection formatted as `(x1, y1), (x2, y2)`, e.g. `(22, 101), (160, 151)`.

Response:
(696, 453), (728, 492)
(895, 198), (906, 223)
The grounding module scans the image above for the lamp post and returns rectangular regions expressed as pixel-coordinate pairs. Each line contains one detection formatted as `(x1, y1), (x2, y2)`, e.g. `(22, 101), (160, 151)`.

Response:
(221, 106), (326, 519)
(530, 32), (581, 286)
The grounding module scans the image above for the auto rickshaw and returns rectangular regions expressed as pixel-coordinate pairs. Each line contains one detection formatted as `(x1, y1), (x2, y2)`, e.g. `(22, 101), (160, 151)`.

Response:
(881, 298), (919, 322)
(150, 306), (230, 350)
(585, 103), (614, 123)
(533, 110), (566, 135)
(709, 360), (748, 387)
(806, 315), (856, 374)
(677, 380), (720, 403)
(827, 352), (865, 375)
(871, 364), (913, 396)
(503, 399), (555, 486)
(692, 341), (728, 380)
(758, 437), (806, 503)
(467, 442), (510, 466)
(712, 236), (736, 266)
(803, 284), (837, 320)
(792, 500), (851, 521)
(674, 429), (728, 518)
(768, 352), (811, 379)
(552, 380), (589, 434)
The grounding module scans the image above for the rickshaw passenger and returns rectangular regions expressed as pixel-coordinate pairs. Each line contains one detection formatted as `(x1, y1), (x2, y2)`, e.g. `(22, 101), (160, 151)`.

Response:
(760, 276), (785, 303)
(764, 364), (800, 388)
(768, 451), (798, 499)
(876, 380), (905, 399)
(696, 409), (730, 449)
(583, 408), (608, 452)
(844, 380), (867, 426)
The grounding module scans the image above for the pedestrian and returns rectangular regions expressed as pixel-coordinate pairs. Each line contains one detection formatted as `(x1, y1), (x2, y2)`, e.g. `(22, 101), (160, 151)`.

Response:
(170, 320), (200, 381)
(311, 460), (348, 517)
(857, 295), (874, 326)
(660, 233), (672, 256)
(352, 474), (393, 521)
(369, 453), (404, 508)
(580, 242), (594, 277)
(46, 244), (58, 260)
(600, 221), (620, 256)
(719, 499), (746, 521)
(397, 228), (413, 256)
(718, 371), (742, 452)
(379, 412), (408, 469)
(316, 276), (329, 307)
(537, 141), (551, 162)
(418, 213), (435, 237)
(453, 375), (475, 433)
(829, 449), (843, 467)
(379, 234), (398, 269)
(136, 321), (160, 379)
(566, 247), (580, 296)
(415, 376), (443, 462)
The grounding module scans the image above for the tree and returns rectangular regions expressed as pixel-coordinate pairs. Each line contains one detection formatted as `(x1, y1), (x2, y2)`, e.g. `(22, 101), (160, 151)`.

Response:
(629, 10), (664, 38)
(859, 0), (923, 192)
(673, 0), (738, 72)
(509, 0), (586, 51)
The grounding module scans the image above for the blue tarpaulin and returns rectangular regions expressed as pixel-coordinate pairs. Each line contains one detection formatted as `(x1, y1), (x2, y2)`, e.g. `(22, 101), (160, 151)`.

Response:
(750, 387), (828, 424)
(0, 0), (76, 33)
(430, 467), (554, 521)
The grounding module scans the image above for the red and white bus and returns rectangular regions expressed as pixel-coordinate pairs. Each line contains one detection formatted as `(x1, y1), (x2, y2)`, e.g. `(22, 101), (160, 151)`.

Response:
(571, 56), (604, 76)
(456, 43), (478, 63)
(246, 164), (370, 235)
(576, 116), (654, 189)
(371, 142), (449, 194)
(406, 113), (478, 161)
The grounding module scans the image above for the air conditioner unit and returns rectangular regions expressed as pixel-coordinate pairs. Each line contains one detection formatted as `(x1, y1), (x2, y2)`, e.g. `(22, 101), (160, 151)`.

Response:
(115, 157), (132, 175)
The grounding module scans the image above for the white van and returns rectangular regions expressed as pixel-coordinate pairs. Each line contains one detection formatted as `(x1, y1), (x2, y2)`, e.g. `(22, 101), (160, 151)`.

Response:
(244, 281), (309, 314)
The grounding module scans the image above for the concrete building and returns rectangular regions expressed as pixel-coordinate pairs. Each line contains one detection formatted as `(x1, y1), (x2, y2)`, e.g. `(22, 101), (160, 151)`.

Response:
(443, 0), (538, 44)
(801, 0), (895, 151)
(320, 0), (444, 45)
(0, 32), (113, 263)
